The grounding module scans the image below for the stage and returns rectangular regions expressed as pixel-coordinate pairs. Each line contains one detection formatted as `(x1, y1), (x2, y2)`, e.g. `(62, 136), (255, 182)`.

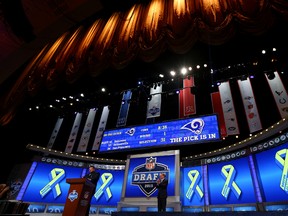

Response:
(111, 211), (288, 216)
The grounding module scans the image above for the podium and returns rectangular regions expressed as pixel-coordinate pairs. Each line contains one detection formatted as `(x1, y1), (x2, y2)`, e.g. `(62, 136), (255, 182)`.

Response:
(63, 178), (95, 216)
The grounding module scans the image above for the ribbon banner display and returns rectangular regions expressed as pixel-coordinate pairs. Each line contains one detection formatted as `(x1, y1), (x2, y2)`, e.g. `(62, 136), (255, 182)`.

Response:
(218, 81), (240, 135)
(186, 170), (203, 201)
(275, 149), (288, 193)
(64, 112), (82, 153)
(77, 108), (97, 152)
(221, 164), (241, 199)
(265, 71), (288, 118)
(238, 78), (262, 133)
(39, 168), (65, 199)
(95, 173), (113, 201)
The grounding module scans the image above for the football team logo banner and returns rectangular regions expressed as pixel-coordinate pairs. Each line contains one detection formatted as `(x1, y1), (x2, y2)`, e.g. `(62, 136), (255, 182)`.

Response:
(237, 78), (262, 133)
(77, 108), (97, 152)
(64, 112), (82, 153)
(183, 77), (196, 116)
(218, 81), (240, 135)
(47, 116), (63, 150)
(92, 106), (110, 151)
(147, 84), (162, 118)
(116, 90), (132, 127)
(265, 71), (288, 118)
(211, 92), (227, 137)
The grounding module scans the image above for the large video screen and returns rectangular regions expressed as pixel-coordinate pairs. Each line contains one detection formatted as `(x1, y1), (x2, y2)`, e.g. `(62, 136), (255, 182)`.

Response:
(207, 156), (256, 205)
(124, 152), (177, 198)
(19, 162), (124, 206)
(21, 162), (85, 204)
(254, 142), (288, 202)
(99, 114), (220, 153)
(182, 166), (205, 206)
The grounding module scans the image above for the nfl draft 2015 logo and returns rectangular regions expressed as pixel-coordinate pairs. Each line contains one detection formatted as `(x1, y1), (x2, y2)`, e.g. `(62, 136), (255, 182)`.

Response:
(131, 157), (169, 197)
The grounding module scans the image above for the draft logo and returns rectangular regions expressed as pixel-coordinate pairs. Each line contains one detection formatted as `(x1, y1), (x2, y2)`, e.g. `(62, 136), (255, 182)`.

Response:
(131, 157), (169, 197)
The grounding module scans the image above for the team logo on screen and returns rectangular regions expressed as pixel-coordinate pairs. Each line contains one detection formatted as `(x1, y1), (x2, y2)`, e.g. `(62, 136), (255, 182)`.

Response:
(131, 157), (169, 197)
(181, 118), (204, 135)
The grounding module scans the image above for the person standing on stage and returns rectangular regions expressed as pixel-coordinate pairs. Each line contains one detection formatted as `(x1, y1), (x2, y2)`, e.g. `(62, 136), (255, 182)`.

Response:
(156, 173), (168, 212)
(84, 165), (100, 216)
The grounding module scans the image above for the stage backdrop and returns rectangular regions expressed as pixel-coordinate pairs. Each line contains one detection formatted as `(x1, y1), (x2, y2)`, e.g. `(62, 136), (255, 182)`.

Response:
(118, 150), (181, 212)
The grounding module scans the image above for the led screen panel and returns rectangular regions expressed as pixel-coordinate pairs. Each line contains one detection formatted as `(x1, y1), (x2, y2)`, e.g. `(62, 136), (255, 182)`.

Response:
(99, 114), (220, 153)
(182, 166), (205, 206)
(207, 156), (256, 205)
(20, 162), (124, 206)
(90, 169), (124, 206)
(254, 142), (288, 202)
(21, 162), (85, 204)
(124, 153), (176, 198)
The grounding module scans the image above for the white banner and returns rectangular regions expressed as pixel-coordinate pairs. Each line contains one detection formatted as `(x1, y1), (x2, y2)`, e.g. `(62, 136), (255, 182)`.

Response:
(265, 71), (288, 118)
(147, 84), (162, 118)
(64, 112), (82, 153)
(238, 78), (262, 133)
(218, 81), (240, 135)
(77, 108), (97, 152)
(47, 116), (63, 149)
(92, 106), (110, 151)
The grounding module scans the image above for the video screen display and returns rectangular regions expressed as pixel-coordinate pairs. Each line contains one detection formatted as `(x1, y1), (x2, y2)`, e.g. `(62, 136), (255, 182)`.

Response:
(182, 166), (205, 206)
(99, 114), (220, 153)
(21, 162), (85, 204)
(207, 156), (256, 205)
(254, 142), (288, 202)
(91, 169), (125, 206)
(124, 153), (176, 198)
(20, 162), (124, 206)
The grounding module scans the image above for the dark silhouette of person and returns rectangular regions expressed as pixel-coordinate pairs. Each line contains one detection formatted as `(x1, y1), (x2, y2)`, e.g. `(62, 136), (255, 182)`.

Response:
(84, 165), (100, 216)
(156, 173), (168, 212)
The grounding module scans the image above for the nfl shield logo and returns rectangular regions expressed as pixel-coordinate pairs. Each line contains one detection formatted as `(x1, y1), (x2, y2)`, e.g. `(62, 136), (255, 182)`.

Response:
(145, 157), (156, 170)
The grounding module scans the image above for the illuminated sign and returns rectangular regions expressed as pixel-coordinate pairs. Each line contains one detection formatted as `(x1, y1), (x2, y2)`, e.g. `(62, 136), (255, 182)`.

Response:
(99, 114), (220, 153)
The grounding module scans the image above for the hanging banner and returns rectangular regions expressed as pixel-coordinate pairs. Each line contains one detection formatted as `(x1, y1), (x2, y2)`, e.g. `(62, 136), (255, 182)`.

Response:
(147, 84), (162, 118)
(218, 81), (240, 135)
(265, 71), (288, 118)
(179, 89), (184, 118)
(211, 92), (227, 137)
(47, 116), (63, 150)
(116, 90), (132, 127)
(238, 78), (262, 133)
(183, 77), (196, 116)
(76, 108), (97, 152)
(92, 106), (110, 151)
(64, 112), (82, 153)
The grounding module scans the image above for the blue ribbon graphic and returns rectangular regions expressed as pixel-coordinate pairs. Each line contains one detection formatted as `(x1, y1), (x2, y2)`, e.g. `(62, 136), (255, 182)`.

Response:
(40, 168), (65, 198)
(95, 173), (113, 201)
(275, 149), (288, 193)
(221, 165), (241, 199)
(186, 170), (203, 201)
